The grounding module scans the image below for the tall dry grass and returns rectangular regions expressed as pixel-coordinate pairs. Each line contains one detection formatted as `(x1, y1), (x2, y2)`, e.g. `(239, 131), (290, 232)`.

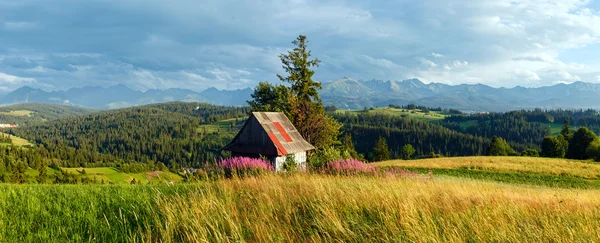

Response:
(2, 175), (600, 242)
(155, 175), (600, 242)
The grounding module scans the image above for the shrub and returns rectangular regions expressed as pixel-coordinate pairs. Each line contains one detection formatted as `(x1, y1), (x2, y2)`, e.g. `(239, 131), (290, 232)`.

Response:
(282, 154), (297, 173)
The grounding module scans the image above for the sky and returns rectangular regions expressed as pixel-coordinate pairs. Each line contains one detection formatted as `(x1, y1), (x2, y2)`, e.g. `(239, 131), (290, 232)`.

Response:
(1, 0), (600, 92)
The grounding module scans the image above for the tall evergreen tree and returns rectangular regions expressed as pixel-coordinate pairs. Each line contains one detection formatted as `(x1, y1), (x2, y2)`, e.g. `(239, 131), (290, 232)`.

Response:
(37, 161), (48, 183)
(560, 119), (572, 141)
(248, 35), (341, 148)
(342, 133), (359, 159)
(277, 35), (322, 102)
(372, 136), (390, 162)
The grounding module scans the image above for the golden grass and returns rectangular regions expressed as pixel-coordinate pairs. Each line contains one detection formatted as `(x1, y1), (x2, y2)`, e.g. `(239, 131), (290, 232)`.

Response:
(375, 156), (600, 179)
(153, 175), (600, 242)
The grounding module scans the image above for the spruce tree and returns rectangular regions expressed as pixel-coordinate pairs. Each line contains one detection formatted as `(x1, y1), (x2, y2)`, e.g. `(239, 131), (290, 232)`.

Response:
(372, 137), (390, 162)
(560, 120), (572, 141)
(248, 35), (341, 148)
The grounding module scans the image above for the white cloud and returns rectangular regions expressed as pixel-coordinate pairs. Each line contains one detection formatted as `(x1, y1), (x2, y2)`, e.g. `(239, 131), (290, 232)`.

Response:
(557, 71), (581, 82)
(514, 70), (541, 81)
(417, 57), (438, 69)
(596, 75), (600, 82)
(1, 0), (600, 90)
(431, 52), (444, 58)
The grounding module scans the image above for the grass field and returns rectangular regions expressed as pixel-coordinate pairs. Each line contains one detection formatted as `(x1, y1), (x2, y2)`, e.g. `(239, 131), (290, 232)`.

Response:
(0, 132), (33, 146)
(1, 175), (600, 242)
(337, 107), (447, 121)
(60, 167), (183, 184)
(197, 117), (246, 135)
(15, 167), (182, 184)
(375, 156), (600, 189)
(0, 110), (33, 117)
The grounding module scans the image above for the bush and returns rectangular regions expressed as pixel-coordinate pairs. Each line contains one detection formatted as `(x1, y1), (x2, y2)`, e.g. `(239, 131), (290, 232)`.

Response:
(522, 148), (539, 157)
(308, 147), (348, 168)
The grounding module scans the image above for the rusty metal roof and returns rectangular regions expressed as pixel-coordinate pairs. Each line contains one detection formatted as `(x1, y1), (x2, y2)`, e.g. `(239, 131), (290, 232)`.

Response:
(223, 112), (315, 156)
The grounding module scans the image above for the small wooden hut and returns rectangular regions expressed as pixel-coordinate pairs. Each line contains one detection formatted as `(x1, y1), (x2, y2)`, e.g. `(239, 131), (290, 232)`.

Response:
(222, 112), (315, 171)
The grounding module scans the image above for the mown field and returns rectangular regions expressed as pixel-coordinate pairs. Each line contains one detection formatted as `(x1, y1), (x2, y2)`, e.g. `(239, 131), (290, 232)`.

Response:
(375, 156), (600, 189)
(61, 167), (183, 184)
(337, 107), (447, 121)
(0, 132), (33, 146)
(197, 117), (246, 135)
(2, 174), (600, 242)
(18, 167), (183, 184)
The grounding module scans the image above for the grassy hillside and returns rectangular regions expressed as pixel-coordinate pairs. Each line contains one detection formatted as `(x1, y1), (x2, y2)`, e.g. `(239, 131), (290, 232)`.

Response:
(197, 117), (246, 135)
(0, 132), (33, 146)
(375, 157), (600, 189)
(0, 103), (94, 125)
(337, 107), (447, 121)
(19, 167), (182, 184)
(61, 167), (182, 184)
(1, 175), (600, 242)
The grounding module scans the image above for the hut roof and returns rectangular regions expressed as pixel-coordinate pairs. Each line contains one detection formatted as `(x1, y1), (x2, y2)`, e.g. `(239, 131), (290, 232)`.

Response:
(222, 112), (315, 156)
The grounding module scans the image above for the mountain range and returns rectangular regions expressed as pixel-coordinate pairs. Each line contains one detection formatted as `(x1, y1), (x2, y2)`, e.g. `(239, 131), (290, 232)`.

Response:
(321, 78), (600, 111)
(1, 85), (253, 109)
(3, 78), (600, 111)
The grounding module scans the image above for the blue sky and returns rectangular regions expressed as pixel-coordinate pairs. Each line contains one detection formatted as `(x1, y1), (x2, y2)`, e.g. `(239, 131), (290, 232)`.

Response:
(1, 0), (600, 92)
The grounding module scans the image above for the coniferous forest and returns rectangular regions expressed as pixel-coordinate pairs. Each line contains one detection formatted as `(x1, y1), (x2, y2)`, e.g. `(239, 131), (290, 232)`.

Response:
(0, 101), (598, 179)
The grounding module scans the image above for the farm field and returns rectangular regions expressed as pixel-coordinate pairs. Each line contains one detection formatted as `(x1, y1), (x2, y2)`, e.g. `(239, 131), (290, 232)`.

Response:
(60, 167), (182, 184)
(197, 117), (246, 135)
(337, 107), (447, 121)
(15, 167), (182, 184)
(1, 174), (600, 242)
(375, 156), (600, 189)
(0, 110), (33, 117)
(0, 132), (33, 146)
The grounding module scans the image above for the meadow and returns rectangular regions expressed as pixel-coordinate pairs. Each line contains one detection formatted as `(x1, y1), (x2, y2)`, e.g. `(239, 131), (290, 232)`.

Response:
(2, 174), (600, 242)
(337, 107), (447, 121)
(376, 156), (600, 189)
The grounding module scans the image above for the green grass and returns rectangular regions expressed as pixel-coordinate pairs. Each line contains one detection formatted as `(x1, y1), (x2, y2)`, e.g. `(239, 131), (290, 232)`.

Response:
(0, 132), (33, 146)
(2, 175), (600, 242)
(13, 167), (182, 184)
(197, 117), (246, 135)
(61, 167), (183, 184)
(337, 107), (447, 121)
(457, 119), (479, 129)
(0, 110), (33, 117)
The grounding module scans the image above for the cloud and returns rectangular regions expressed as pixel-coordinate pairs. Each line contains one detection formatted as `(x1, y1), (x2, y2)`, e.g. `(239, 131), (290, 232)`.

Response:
(417, 57), (438, 69)
(513, 70), (541, 81)
(0, 72), (36, 91)
(431, 52), (444, 58)
(0, 0), (600, 91)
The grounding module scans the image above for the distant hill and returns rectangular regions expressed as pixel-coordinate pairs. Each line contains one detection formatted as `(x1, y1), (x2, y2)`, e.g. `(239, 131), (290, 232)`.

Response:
(1, 85), (253, 109)
(321, 78), (600, 111)
(4, 79), (600, 111)
(0, 103), (95, 125)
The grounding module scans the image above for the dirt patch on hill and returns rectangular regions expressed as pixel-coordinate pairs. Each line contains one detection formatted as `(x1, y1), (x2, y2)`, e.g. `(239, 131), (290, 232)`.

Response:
(146, 171), (163, 180)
